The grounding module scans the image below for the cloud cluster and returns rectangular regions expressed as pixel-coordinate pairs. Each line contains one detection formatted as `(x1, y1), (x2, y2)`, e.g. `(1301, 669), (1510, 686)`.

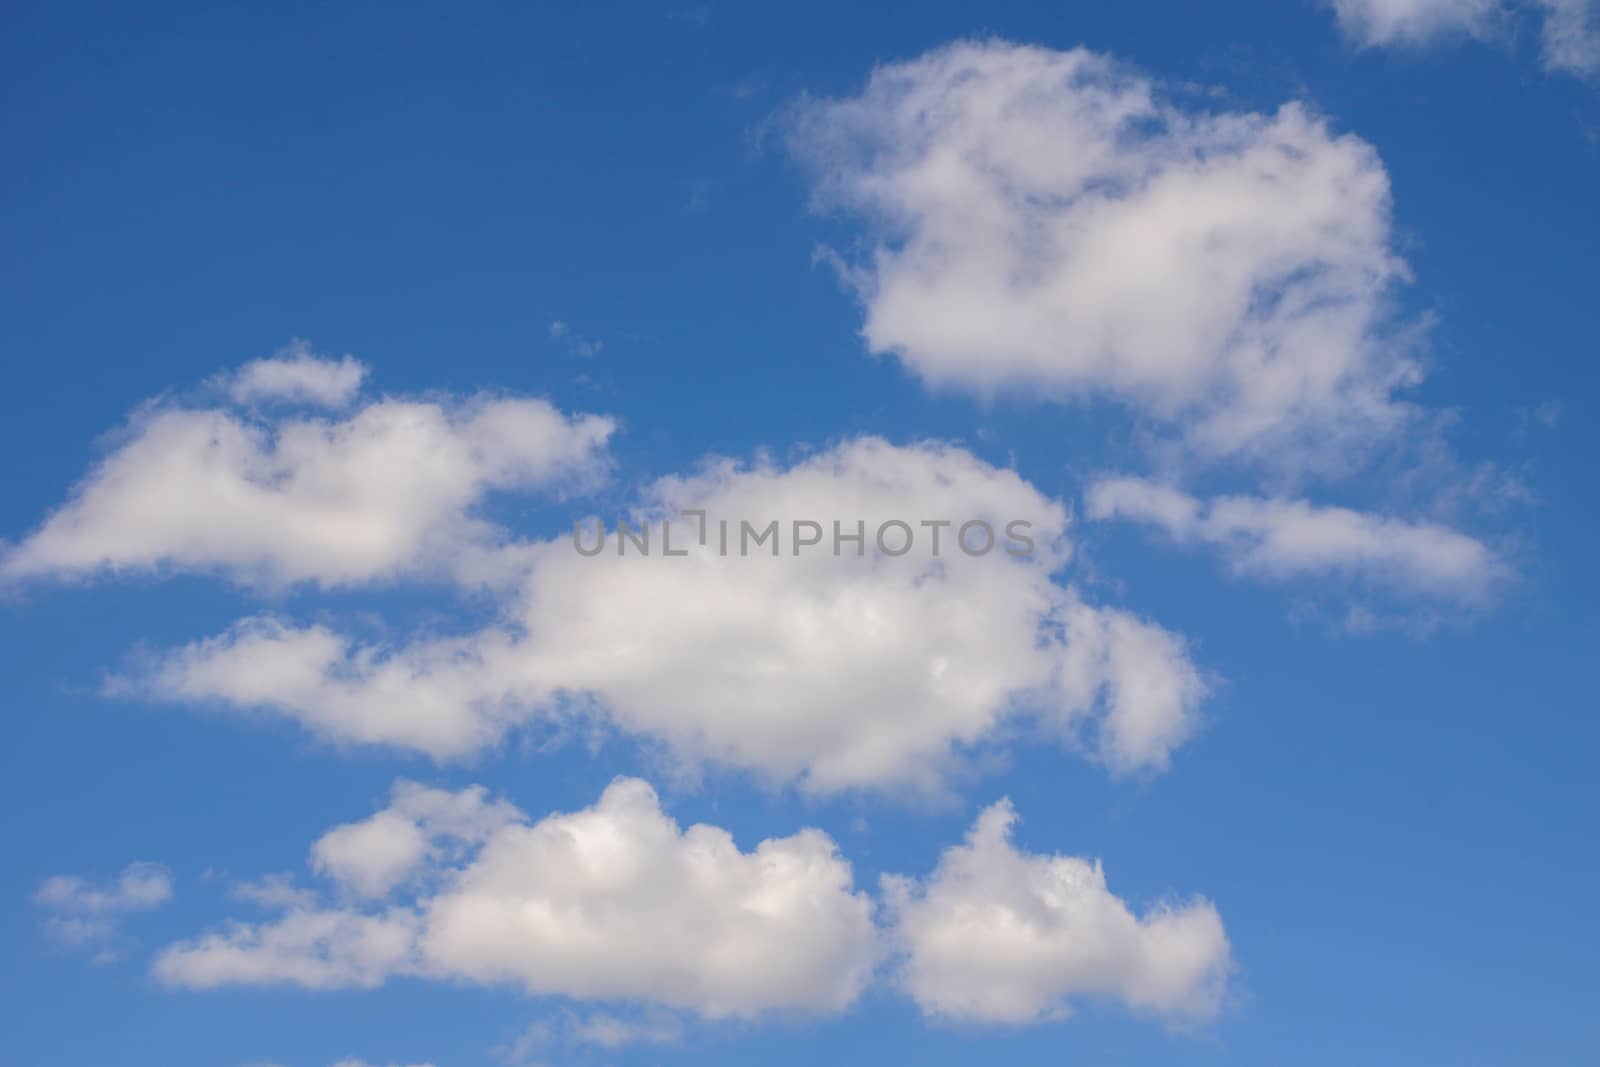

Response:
(0, 348), (614, 588)
(158, 780), (1229, 1027)
(788, 40), (1417, 471)
(156, 778), (879, 1019)
(885, 800), (1230, 1024)
(1086, 476), (1504, 602)
(788, 40), (1511, 614)
(35, 861), (173, 952)
(133, 437), (1206, 790)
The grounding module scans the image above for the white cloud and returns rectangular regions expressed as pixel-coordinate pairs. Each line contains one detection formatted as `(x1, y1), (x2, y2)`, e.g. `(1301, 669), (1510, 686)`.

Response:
(230, 874), (318, 911)
(224, 340), (368, 408)
(498, 1010), (683, 1063)
(133, 439), (1206, 790)
(311, 782), (521, 899)
(155, 778), (879, 1020)
(35, 862), (173, 951)
(1536, 0), (1600, 74)
(548, 320), (603, 358)
(563, 1011), (682, 1049)
(155, 907), (421, 991)
(0, 354), (615, 588)
(884, 800), (1230, 1025)
(787, 40), (1419, 471)
(1085, 476), (1504, 601)
(1330, 0), (1600, 76)
(1329, 0), (1500, 46)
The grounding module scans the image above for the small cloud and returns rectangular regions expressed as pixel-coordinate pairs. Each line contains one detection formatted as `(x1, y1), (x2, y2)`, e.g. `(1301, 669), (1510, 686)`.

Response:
(222, 339), (368, 408)
(35, 861), (173, 956)
(230, 873), (318, 911)
(548, 321), (603, 358)
(497, 1009), (683, 1064)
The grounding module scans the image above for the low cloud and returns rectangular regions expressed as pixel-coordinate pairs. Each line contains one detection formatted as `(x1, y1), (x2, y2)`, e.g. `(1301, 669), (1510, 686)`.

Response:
(1, 347), (615, 588)
(884, 800), (1231, 1024)
(129, 438), (1207, 791)
(155, 778), (878, 1019)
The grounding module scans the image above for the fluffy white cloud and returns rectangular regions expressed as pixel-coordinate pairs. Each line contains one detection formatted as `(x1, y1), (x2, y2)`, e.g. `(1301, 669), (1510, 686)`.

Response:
(884, 800), (1230, 1025)
(155, 907), (421, 991)
(0, 353), (615, 588)
(311, 782), (520, 899)
(787, 40), (1419, 470)
(35, 862), (174, 950)
(134, 439), (1206, 790)
(1331, 0), (1600, 75)
(155, 778), (879, 1019)
(1085, 476), (1504, 601)
(224, 341), (368, 408)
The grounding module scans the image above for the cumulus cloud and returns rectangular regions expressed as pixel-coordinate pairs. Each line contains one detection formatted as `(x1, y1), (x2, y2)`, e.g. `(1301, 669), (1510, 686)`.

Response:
(311, 782), (520, 899)
(0, 351), (615, 588)
(1329, 0), (1500, 45)
(155, 778), (878, 1019)
(1085, 476), (1504, 602)
(787, 40), (1420, 471)
(224, 341), (369, 408)
(133, 438), (1206, 790)
(1330, 0), (1600, 75)
(35, 862), (173, 952)
(884, 800), (1230, 1025)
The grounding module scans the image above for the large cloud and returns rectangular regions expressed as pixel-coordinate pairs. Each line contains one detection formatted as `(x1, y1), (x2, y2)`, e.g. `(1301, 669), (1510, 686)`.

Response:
(0, 347), (615, 588)
(134, 438), (1206, 791)
(154, 778), (878, 1019)
(1085, 476), (1504, 602)
(884, 800), (1231, 1024)
(787, 40), (1419, 470)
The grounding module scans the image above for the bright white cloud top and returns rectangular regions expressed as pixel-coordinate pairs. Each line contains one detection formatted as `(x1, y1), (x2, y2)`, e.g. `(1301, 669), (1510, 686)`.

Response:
(131, 436), (1206, 791)
(154, 778), (879, 1019)
(788, 40), (1420, 470)
(156, 781), (1229, 1027)
(1085, 476), (1504, 602)
(884, 800), (1231, 1024)
(0, 353), (614, 588)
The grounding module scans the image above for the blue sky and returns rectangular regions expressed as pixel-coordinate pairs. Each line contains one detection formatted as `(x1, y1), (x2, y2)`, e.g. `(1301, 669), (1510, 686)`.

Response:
(2, 2), (1598, 1065)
